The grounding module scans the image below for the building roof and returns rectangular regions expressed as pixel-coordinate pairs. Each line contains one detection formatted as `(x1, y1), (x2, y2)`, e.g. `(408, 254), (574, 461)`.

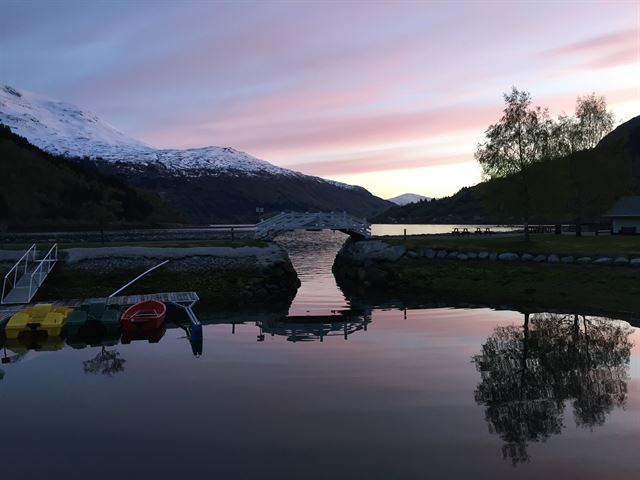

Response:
(604, 196), (640, 217)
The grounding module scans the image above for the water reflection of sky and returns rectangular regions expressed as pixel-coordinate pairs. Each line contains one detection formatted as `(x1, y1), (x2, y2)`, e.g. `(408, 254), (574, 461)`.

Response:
(1, 230), (639, 478)
(276, 230), (351, 316)
(1, 307), (639, 479)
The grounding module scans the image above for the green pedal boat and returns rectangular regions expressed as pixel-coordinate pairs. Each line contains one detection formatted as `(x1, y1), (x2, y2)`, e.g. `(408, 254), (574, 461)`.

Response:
(64, 303), (123, 349)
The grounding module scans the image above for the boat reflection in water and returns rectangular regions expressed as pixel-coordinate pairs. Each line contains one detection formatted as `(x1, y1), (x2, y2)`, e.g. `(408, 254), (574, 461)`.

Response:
(473, 312), (633, 465)
(5, 329), (65, 353)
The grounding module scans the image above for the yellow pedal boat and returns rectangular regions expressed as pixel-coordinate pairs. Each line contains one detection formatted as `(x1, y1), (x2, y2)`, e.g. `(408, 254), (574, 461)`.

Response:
(5, 304), (73, 339)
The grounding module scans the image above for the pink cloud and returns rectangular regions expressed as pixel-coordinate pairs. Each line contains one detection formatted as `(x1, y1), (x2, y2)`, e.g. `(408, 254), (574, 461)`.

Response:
(288, 152), (471, 177)
(207, 103), (498, 154)
(546, 28), (639, 70)
(549, 29), (638, 56)
(585, 46), (639, 69)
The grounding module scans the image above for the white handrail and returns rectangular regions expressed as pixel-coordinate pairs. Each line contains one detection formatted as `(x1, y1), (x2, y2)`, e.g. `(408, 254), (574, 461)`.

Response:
(1, 244), (37, 304)
(27, 243), (58, 302)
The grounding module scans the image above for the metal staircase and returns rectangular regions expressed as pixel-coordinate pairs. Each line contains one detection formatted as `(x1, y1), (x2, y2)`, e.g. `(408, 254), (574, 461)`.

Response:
(1, 244), (58, 305)
(255, 211), (371, 240)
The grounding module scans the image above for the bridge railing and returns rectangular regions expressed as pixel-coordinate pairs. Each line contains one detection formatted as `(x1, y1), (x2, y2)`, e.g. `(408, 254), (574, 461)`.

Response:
(255, 211), (370, 239)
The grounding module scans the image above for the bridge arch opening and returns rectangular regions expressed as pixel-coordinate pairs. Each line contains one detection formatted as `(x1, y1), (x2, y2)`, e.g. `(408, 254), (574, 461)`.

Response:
(255, 211), (371, 241)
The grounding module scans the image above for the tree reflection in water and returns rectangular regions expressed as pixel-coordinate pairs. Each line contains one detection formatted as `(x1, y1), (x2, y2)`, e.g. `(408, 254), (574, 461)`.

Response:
(472, 313), (632, 465)
(83, 347), (126, 377)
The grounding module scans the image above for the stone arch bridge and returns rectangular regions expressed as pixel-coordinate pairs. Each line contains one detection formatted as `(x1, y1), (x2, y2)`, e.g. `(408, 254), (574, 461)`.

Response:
(255, 211), (371, 240)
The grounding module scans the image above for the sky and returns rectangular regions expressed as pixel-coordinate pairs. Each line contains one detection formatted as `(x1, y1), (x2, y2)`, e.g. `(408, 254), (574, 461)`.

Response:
(1, 0), (639, 199)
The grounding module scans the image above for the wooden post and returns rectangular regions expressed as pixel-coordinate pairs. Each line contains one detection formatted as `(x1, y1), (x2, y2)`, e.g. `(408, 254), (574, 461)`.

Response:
(403, 228), (407, 240)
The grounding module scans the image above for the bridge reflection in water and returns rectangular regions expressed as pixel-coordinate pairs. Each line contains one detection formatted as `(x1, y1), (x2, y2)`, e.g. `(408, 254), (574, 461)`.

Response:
(255, 311), (370, 342)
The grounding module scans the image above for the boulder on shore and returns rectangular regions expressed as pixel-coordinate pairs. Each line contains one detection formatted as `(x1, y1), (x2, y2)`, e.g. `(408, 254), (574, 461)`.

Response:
(576, 257), (592, 264)
(340, 240), (406, 262)
(421, 248), (436, 258)
(594, 257), (612, 265)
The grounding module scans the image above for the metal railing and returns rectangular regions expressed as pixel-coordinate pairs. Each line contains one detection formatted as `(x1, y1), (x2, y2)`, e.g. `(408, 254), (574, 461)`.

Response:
(1, 244), (37, 305)
(26, 244), (58, 303)
(255, 211), (370, 240)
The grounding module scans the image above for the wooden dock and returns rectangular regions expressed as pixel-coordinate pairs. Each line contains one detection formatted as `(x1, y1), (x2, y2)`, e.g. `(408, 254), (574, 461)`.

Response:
(66, 291), (199, 308)
(0, 291), (199, 324)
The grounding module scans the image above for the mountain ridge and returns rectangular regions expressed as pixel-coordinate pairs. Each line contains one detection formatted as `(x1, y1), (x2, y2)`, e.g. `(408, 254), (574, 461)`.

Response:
(0, 84), (358, 188)
(0, 84), (391, 222)
(387, 193), (432, 206)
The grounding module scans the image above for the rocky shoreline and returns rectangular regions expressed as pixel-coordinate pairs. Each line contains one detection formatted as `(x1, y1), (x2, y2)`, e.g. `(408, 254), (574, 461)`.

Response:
(336, 239), (640, 267)
(333, 239), (640, 315)
(1, 243), (301, 308)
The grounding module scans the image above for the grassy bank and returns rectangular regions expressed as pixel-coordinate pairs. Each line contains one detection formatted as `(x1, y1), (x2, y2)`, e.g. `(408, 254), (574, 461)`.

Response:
(35, 262), (299, 310)
(0, 239), (268, 250)
(335, 258), (640, 316)
(386, 235), (640, 257)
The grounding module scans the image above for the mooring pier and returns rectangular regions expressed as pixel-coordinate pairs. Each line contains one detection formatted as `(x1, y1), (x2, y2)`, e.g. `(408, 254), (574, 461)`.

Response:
(0, 291), (200, 324)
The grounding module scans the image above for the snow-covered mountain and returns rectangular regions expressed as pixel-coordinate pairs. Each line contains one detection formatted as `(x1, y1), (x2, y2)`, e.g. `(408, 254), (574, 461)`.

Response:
(0, 84), (391, 222)
(0, 84), (348, 184)
(387, 193), (431, 206)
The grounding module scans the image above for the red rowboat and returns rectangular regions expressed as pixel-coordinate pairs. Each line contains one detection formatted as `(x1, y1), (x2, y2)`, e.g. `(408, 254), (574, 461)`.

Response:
(121, 300), (166, 332)
(121, 323), (167, 344)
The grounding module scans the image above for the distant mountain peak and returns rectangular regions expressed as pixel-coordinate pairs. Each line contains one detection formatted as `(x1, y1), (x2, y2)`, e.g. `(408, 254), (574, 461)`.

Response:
(0, 84), (359, 189)
(387, 193), (432, 206)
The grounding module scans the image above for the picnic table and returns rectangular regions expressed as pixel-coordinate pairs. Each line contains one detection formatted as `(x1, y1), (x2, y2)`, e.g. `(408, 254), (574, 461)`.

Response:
(452, 228), (471, 236)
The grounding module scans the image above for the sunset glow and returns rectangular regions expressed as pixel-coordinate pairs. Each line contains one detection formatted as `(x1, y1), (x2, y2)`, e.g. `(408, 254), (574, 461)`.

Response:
(2, 1), (639, 198)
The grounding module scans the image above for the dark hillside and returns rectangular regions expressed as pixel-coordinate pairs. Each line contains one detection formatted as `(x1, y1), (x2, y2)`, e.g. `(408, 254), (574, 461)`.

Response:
(373, 116), (638, 224)
(597, 115), (640, 186)
(93, 161), (393, 224)
(0, 125), (180, 229)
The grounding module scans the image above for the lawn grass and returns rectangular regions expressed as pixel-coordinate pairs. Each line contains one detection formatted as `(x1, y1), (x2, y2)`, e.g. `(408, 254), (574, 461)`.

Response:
(350, 258), (640, 316)
(34, 261), (297, 308)
(0, 239), (268, 251)
(387, 234), (640, 257)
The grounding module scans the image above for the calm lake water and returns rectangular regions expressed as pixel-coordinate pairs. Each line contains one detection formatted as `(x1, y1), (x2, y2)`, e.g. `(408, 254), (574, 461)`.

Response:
(1, 231), (639, 479)
(372, 223), (518, 236)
